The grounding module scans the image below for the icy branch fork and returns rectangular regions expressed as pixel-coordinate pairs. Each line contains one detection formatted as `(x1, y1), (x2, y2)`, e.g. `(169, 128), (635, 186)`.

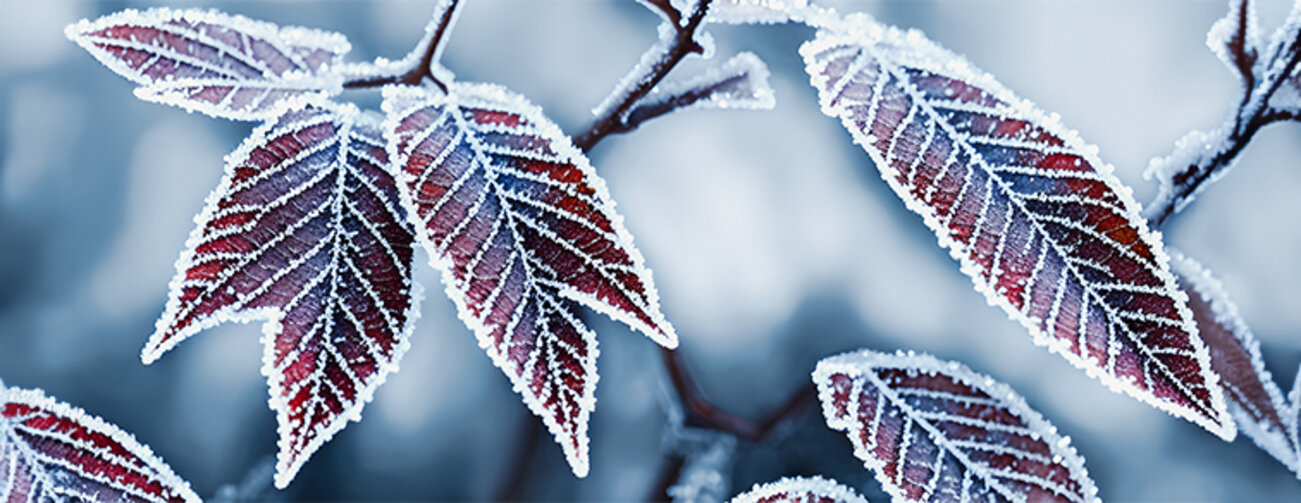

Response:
(65, 7), (349, 121)
(1, 383), (200, 503)
(144, 98), (420, 489)
(814, 350), (1100, 503)
(382, 83), (677, 476)
(801, 15), (1235, 439)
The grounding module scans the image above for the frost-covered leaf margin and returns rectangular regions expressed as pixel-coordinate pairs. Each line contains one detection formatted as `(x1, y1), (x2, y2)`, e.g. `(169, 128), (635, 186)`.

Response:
(802, 14), (1235, 440)
(729, 476), (870, 503)
(814, 350), (1099, 503)
(1170, 250), (1299, 473)
(66, 7), (349, 121)
(1, 382), (201, 503)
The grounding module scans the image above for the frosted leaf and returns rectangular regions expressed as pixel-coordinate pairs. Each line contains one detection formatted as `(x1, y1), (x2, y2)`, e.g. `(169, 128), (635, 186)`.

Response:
(813, 350), (1099, 503)
(0, 384), (200, 503)
(667, 431), (736, 503)
(729, 476), (870, 503)
(802, 15), (1235, 440)
(383, 83), (677, 477)
(1169, 250), (1300, 474)
(633, 52), (776, 122)
(144, 97), (419, 488)
(66, 8), (349, 121)
(1206, 0), (1260, 84)
(1292, 364), (1301, 479)
(708, 0), (817, 25)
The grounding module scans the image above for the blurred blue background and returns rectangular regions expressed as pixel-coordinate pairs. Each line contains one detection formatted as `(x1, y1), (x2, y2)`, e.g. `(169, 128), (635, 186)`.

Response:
(2, 0), (1300, 500)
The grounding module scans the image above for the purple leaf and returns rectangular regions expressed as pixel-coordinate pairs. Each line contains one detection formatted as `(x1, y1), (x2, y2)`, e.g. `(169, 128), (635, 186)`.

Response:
(730, 476), (870, 503)
(1, 383), (200, 503)
(801, 16), (1235, 440)
(1169, 250), (1301, 474)
(383, 83), (677, 477)
(814, 350), (1099, 503)
(66, 8), (349, 121)
(144, 98), (419, 488)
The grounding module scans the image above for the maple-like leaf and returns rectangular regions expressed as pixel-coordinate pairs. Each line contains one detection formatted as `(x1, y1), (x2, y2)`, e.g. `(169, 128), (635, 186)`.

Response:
(1169, 250), (1299, 473)
(729, 476), (870, 503)
(814, 350), (1099, 503)
(66, 8), (349, 121)
(383, 83), (676, 477)
(0, 382), (200, 503)
(801, 15), (1234, 439)
(144, 98), (418, 488)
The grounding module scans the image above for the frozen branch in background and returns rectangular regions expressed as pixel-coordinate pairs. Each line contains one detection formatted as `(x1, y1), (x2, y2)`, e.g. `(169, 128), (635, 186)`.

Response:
(1144, 0), (1301, 227)
(665, 429), (737, 503)
(340, 0), (462, 92)
(212, 456), (279, 502)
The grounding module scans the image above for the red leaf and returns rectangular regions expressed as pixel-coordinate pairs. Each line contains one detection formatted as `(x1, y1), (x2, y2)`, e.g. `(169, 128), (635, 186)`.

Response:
(144, 98), (418, 488)
(730, 476), (869, 503)
(1169, 250), (1299, 473)
(0, 383), (199, 503)
(383, 83), (677, 476)
(801, 16), (1234, 439)
(813, 350), (1099, 503)
(66, 8), (349, 121)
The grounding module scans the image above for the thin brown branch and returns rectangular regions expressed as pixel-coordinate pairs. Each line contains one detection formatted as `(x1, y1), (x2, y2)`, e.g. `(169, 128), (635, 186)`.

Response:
(573, 0), (715, 151)
(660, 347), (815, 443)
(1146, 25), (1301, 228)
(342, 0), (461, 93)
(622, 73), (748, 133)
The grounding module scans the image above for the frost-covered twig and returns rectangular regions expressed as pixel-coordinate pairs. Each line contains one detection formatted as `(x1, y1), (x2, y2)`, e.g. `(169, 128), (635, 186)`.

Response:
(1145, 0), (1301, 227)
(341, 0), (462, 92)
(212, 456), (279, 502)
(573, 0), (715, 151)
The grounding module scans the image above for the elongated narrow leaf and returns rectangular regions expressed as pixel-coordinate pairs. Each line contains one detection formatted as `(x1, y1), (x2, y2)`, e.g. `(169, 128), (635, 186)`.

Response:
(383, 83), (676, 477)
(814, 350), (1099, 503)
(145, 98), (419, 488)
(802, 16), (1234, 439)
(1170, 250), (1299, 473)
(66, 8), (349, 121)
(730, 476), (870, 503)
(1, 383), (200, 503)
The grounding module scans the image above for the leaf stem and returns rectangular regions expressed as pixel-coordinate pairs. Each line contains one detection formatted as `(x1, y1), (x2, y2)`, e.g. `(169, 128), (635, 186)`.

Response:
(342, 0), (461, 93)
(660, 347), (815, 442)
(573, 0), (715, 151)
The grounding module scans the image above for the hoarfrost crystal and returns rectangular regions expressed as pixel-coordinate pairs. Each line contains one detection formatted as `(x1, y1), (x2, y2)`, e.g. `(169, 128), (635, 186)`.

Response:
(145, 98), (419, 488)
(813, 350), (1099, 503)
(67, 8), (350, 121)
(383, 83), (677, 477)
(801, 15), (1234, 439)
(1, 384), (200, 503)
(729, 476), (870, 503)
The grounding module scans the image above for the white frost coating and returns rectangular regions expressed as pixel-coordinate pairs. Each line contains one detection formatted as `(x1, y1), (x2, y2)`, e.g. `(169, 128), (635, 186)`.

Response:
(66, 8), (349, 121)
(1206, 0), (1260, 81)
(381, 82), (678, 477)
(1167, 250), (1299, 473)
(729, 476), (870, 503)
(638, 52), (775, 115)
(707, 0), (815, 25)
(801, 13), (1236, 441)
(336, 0), (461, 87)
(1142, 124), (1234, 221)
(667, 431), (736, 503)
(0, 384), (202, 503)
(142, 96), (421, 488)
(812, 350), (1100, 503)
(593, 1), (713, 121)
(1291, 364), (1301, 480)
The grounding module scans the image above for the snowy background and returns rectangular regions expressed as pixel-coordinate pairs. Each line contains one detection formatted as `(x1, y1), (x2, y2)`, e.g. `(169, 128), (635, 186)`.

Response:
(2, 0), (1301, 501)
